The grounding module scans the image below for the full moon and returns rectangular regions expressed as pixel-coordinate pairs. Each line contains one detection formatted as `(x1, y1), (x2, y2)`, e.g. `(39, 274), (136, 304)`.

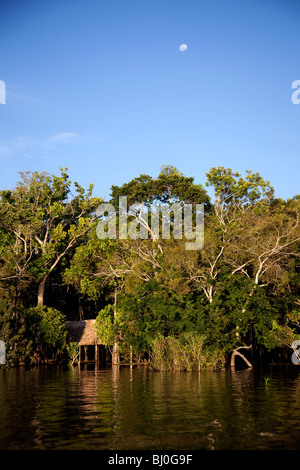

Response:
(179, 43), (188, 52)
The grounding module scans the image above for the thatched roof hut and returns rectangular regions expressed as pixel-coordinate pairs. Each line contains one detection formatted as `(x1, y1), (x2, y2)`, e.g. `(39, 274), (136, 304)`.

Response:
(65, 320), (102, 346)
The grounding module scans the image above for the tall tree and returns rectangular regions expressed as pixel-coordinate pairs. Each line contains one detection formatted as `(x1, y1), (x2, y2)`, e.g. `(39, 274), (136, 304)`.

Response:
(204, 168), (300, 363)
(110, 165), (210, 207)
(0, 168), (101, 307)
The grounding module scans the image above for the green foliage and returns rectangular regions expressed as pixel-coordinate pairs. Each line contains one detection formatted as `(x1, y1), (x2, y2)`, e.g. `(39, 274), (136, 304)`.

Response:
(0, 167), (101, 307)
(96, 305), (117, 348)
(110, 165), (210, 207)
(264, 377), (271, 388)
(0, 165), (299, 367)
(31, 306), (67, 351)
(206, 166), (274, 203)
(0, 298), (26, 366)
(22, 306), (67, 361)
(150, 333), (225, 371)
(66, 342), (79, 365)
(0, 301), (67, 365)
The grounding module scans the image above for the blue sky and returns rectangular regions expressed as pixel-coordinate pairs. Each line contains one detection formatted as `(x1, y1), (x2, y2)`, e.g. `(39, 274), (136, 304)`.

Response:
(0, 0), (300, 201)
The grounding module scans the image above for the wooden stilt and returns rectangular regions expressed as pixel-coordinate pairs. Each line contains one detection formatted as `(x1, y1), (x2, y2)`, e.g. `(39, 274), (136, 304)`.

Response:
(95, 344), (98, 364)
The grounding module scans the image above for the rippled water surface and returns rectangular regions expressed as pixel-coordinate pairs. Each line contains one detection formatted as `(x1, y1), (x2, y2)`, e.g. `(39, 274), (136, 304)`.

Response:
(0, 364), (300, 450)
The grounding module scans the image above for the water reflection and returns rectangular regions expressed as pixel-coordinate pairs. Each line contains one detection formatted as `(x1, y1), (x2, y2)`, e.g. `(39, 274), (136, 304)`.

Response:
(0, 365), (300, 449)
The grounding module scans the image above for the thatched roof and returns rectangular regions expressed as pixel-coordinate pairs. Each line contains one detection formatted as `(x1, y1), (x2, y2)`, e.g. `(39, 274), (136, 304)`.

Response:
(65, 320), (103, 346)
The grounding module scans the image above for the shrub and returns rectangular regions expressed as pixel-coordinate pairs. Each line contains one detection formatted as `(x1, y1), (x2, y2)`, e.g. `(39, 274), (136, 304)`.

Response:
(150, 333), (225, 371)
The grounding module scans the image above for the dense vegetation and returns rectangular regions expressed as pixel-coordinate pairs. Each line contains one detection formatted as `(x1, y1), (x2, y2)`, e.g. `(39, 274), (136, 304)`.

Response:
(0, 165), (299, 369)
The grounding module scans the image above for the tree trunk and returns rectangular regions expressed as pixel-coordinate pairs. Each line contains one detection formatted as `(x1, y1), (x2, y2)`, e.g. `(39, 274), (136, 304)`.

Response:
(95, 344), (98, 365)
(37, 275), (48, 306)
(130, 345), (133, 367)
(84, 345), (88, 362)
(112, 288), (120, 365)
(112, 342), (120, 365)
(78, 294), (84, 320)
(231, 346), (253, 368)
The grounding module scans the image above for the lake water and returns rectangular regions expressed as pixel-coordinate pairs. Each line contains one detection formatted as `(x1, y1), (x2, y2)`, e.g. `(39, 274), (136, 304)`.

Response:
(0, 364), (300, 450)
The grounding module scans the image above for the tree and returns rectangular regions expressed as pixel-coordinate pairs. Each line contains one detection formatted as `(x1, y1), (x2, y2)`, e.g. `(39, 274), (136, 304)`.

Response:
(0, 168), (101, 307)
(203, 168), (300, 364)
(64, 233), (160, 363)
(64, 165), (300, 368)
(110, 165), (210, 207)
